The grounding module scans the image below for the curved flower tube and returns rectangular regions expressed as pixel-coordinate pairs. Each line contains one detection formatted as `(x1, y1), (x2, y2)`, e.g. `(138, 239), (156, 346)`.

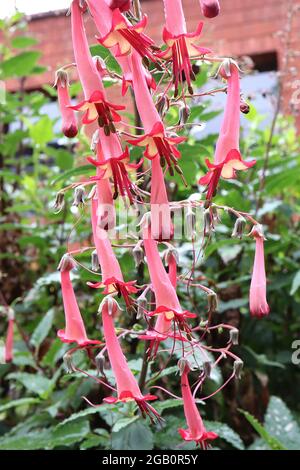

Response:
(58, 254), (100, 346)
(129, 52), (178, 240)
(199, 61), (255, 200)
(89, 196), (137, 309)
(179, 360), (218, 448)
(100, 297), (161, 421)
(160, 0), (211, 96)
(142, 223), (196, 337)
(70, 0), (125, 133)
(55, 70), (78, 138)
(249, 225), (270, 318)
(5, 309), (14, 363)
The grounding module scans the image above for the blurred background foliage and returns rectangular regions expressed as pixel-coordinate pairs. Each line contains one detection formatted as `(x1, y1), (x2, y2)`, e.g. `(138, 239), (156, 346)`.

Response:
(0, 13), (300, 451)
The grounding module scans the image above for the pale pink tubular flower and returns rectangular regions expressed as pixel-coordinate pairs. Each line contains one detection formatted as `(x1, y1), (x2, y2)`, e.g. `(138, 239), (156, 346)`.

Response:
(99, 296), (161, 421)
(88, 196), (137, 309)
(249, 225), (270, 318)
(86, 0), (156, 62)
(69, 0), (125, 133)
(55, 70), (78, 138)
(58, 254), (100, 346)
(141, 222), (197, 352)
(199, 0), (220, 19)
(199, 61), (256, 200)
(160, 0), (211, 96)
(179, 359), (218, 448)
(129, 52), (185, 240)
(5, 308), (14, 363)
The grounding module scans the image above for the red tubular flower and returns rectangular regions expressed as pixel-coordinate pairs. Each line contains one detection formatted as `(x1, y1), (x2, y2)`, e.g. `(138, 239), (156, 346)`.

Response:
(249, 225), (270, 318)
(199, 149), (256, 200)
(97, 8), (156, 62)
(58, 255), (101, 346)
(199, 61), (256, 200)
(89, 196), (137, 310)
(70, 90), (124, 130)
(127, 121), (185, 170)
(5, 309), (14, 363)
(142, 222), (197, 342)
(70, 0), (125, 133)
(87, 146), (142, 203)
(130, 52), (174, 241)
(160, 0), (211, 96)
(179, 360), (218, 449)
(100, 297), (161, 422)
(55, 70), (78, 138)
(199, 0), (220, 18)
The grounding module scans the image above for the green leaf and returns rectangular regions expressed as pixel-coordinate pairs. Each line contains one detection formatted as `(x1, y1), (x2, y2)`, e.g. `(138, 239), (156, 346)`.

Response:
(12, 36), (38, 48)
(112, 421), (154, 450)
(0, 398), (40, 413)
(30, 308), (55, 349)
(204, 421), (245, 450)
(50, 164), (93, 186)
(29, 115), (54, 145)
(290, 270), (300, 295)
(112, 416), (139, 433)
(0, 431), (50, 450)
(1, 51), (41, 78)
(239, 409), (287, 450)
(80, 434), (107, 450)
(264, 396), (300, 450)
(7, 372), (54, 399)
(49, 419), (90, 448)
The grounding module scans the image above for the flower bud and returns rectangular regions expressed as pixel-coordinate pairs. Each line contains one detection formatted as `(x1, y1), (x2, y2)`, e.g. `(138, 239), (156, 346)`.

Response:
(155, 93), (169, 117)
(72, 185), (85, 207)
(233, 359), (244, 379)
(54, 69), (78, 138)
(133, 241), (144, 267)
(178, 103), (191, 126)
(199, 0), (220, 18)
(93, 56), (107, 76)
(203, 208), (213, 236)
(248, 223), (265, 240)
(231, 216), (246, 239)
(202, 360), (212, 378)
(57, 254), (76, 272)
(164, 246), (179, 266)
(53, 191), (65, 213)
(98, 295), (123, 317)
(178, 358), (190, 375)
(207, 292), (218, 312)
(240, 97), (250, 114)
(63, 351), (75, 374)
(95, 353), (105, 376)
(229, 328), (239, 345)
(91, 249), (100, 272)
(137, 295), (148, 320)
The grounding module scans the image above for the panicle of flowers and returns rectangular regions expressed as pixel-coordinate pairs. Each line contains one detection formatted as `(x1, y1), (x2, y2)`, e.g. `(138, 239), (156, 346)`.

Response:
(48, 0), (270, 447)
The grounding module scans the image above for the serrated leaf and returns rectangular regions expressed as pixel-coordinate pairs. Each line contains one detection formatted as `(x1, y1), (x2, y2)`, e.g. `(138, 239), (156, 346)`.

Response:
(112, 416), (139, 433)
(7, 372), (54, 399)
(264, 396), (300, 450)
(0, 398), (40, 413)
(112, 421), (153, 450)
(50, 164), (93, 186)
(239, 408), (286, 450)
(204, 421), (245, 450)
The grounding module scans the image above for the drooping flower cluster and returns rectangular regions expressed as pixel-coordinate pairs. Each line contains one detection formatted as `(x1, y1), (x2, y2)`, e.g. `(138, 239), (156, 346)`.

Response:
(11, 0), (271, 449)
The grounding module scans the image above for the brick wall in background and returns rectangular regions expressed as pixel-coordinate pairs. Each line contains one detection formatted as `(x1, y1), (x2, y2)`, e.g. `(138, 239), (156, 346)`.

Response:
(6, 0), (300, 122)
